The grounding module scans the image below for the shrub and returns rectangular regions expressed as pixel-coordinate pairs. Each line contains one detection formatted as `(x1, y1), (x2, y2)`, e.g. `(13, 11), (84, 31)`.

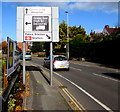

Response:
(38, 54), (46, 57)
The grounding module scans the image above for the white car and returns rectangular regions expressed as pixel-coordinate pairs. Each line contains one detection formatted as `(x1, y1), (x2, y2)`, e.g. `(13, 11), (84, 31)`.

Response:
(44, 55), (69, 70)
(20, 52), (32, 60)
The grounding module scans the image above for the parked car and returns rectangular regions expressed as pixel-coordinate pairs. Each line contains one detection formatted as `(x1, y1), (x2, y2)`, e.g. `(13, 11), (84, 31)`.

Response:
(20, 51), (32, 60)
(44, 55), (69, 70)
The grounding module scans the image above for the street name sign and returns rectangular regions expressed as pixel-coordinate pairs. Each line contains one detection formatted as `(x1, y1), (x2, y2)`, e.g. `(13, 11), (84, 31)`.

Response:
(17, 7), (59, 42)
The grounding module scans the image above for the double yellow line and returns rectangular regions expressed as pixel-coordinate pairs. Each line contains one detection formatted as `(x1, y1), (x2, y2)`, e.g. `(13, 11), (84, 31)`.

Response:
(62, 88), (85, 111)
(54, 78), (86, 112)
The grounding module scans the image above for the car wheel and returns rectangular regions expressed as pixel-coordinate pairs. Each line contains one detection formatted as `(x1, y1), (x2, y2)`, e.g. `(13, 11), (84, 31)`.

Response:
(66, 68), (69, 71)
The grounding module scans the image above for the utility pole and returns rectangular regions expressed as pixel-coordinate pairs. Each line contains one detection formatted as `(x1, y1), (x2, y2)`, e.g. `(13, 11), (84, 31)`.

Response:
(65, 11), (69, 59)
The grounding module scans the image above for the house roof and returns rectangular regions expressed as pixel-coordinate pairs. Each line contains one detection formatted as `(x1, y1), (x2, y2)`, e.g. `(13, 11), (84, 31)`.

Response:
(105, 27), (118, 35)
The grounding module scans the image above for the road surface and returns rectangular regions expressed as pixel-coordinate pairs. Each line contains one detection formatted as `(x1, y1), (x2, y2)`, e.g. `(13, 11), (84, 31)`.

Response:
(30, 57), (120, 111)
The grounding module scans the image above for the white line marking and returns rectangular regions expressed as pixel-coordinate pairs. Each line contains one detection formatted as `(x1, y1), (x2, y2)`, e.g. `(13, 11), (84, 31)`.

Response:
(71, 62), (120, 73)
(92, 73), (119, 82)
(71, 67), (118, 82)
(70, 67), (82, 71)
(30, 61), (115, 111)
(55, 79), (86, 111)
(54, 72), (114, 112)
(71, 62), (119, 82)
(72, 62), (90, 67)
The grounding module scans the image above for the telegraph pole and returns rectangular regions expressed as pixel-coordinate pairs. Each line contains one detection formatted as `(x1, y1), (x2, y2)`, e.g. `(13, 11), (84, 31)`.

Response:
(65, 11), (69, 59)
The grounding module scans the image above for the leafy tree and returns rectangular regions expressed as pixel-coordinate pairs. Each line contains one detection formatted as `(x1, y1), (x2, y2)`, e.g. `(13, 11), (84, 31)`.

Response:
(55, 21), (87, 54)
(31, 42), (45, 53)
(2, 41), (7, 54)
(58, 20), (67, 50)
(69, 25), (86, 39)
(44, 42), (50, 57)
(59, 20), (67, 39)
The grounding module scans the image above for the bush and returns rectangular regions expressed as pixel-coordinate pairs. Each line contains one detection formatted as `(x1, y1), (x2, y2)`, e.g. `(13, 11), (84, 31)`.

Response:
(69, 57), (73, 60)
(38, 54), (46, 57)
(55, 52), (66, 55)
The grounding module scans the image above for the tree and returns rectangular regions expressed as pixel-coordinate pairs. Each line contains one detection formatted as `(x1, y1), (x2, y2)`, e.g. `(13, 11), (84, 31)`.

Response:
(2, 41), (7, 54)
(59, 20), (67, 39)
(31, 42), (45, 53)
(44, 42), (50, 57)
(69, 25), (86, 39)
(55, 21), (87, 53)
(58, 20), (67, 50)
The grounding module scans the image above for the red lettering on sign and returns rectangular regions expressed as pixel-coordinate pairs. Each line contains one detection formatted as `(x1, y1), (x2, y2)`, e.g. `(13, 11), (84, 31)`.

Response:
(25, 36), (32, 40)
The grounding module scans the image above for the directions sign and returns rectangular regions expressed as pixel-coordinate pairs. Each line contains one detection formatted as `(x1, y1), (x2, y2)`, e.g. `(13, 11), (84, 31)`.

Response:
(24, 7), (52, 42)
(32, 16), (49, 31)
(17, 7), (59, 42)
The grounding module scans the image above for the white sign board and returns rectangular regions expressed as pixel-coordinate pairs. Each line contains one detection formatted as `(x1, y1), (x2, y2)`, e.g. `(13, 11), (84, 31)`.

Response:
(17, 7), (59, 42)
(7, 37), (20, 76)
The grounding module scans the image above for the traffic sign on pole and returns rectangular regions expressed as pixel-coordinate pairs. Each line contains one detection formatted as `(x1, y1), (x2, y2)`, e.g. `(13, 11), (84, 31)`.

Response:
(17, 7), (59, 86)
(23, 7), (52, 42)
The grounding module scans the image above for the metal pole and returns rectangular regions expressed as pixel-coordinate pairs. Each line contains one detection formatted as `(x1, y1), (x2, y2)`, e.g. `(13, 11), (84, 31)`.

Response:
(65, 11), (69, 59)
(50, 42), (53, 86)
(23, 42), (26, 84)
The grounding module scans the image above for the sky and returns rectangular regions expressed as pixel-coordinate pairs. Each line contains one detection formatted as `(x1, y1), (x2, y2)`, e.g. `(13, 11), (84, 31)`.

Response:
(1, 1), (119, 41)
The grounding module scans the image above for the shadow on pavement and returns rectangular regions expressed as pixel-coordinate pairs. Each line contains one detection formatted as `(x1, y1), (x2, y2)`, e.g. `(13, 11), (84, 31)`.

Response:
(102, 73), (120, 80)
(26, 65), (50, 85)
(26, 66), (41, 71)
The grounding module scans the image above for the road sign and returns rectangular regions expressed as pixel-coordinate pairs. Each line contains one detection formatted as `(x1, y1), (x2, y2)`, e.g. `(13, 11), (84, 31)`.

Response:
(17, 7), (59, 42)
(16, 7), (59, 86)
(23, 7), (52, 42)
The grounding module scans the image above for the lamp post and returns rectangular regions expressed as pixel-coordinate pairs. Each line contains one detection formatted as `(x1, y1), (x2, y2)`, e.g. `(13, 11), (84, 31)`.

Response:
(65, 11), (69, 59)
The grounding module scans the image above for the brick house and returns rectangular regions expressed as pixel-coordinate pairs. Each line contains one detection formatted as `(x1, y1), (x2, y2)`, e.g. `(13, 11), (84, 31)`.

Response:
(102, 25), (119, 35)
(18, 42), (32, 51)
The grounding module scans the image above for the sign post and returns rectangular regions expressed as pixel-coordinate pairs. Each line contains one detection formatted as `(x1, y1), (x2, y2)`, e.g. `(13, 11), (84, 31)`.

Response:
(23, 42), (26, 84)
(17, 7), (59, 86)
(50, 42), (53, 86)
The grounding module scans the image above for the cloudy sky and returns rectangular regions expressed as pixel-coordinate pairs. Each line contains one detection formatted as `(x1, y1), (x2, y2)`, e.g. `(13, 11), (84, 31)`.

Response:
(1, 1), (119, 41)
(2, 0), (120, 2)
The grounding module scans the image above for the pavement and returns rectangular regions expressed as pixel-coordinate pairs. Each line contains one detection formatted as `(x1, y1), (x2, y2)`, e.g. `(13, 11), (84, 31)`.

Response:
(22, 61), (72, 111)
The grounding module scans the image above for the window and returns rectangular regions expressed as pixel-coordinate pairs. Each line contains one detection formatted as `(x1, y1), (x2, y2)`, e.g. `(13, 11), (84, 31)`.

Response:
(26, 52), (31, 55)
(54, 57), (67, 61)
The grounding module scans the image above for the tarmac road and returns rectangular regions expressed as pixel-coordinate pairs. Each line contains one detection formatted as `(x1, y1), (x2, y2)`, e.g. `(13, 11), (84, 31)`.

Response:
(31, 57), (120, 111)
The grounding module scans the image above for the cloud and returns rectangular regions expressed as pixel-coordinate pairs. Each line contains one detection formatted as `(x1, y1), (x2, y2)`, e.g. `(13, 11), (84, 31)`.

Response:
(77, 0), (119, 2)
(69, 2), (98, 11)
(94, 29), (103, 33)
(2, 0), (120, 2)
(1, 0), (118, 13)
(68, 2), (118, 13)
(15, 2), (68, 10)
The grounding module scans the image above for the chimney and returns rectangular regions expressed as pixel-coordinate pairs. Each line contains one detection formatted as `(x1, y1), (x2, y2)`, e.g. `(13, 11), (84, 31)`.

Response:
(105, 25), (109, 28)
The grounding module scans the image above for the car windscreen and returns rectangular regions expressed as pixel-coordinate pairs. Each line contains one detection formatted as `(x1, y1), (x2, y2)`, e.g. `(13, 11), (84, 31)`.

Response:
(54, 57), (67, 61)
(26, 52), (31, 55)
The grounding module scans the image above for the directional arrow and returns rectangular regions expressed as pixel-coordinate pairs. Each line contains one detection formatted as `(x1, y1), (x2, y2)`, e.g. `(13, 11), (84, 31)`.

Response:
(46, 34), (50, 39)
(25, 22), (31, 25)
(25, 8), (28, 14)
